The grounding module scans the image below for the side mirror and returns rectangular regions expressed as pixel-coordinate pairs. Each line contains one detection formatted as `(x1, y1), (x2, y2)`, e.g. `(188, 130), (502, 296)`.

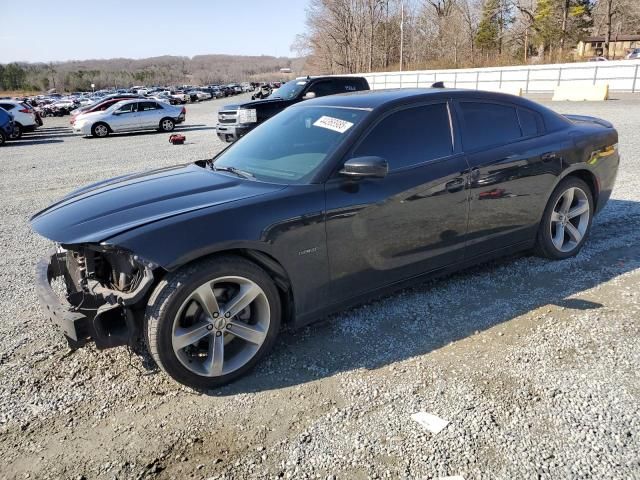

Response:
(340, 156), (388, 179)
(302, 91), (316, 100)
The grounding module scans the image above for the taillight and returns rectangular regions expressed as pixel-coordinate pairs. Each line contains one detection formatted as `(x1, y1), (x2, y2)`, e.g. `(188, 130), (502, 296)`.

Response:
(19, 108), (30, 113)
(181, 107), (186, 114)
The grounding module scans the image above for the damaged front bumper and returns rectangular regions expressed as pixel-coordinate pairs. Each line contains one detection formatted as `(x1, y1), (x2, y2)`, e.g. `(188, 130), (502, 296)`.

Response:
(35, 249), (155, 349)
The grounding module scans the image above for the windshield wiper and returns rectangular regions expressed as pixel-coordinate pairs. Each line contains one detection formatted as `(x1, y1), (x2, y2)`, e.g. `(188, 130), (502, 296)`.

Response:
(212, 165), (255, 180)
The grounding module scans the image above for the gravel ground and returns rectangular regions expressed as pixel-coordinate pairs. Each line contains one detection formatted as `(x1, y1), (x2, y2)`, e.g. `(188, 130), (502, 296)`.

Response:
(0, 93), (638, 480)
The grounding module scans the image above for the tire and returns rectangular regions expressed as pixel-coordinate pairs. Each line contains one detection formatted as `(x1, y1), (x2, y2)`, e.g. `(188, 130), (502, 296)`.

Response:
(10, 123), (22, 140)
(159, 118), (175, 132)
(91, 122), (110, 138)
(535, 177), (594, 259)
(144, 255), (282, 389)
(0, 131), (6, 146)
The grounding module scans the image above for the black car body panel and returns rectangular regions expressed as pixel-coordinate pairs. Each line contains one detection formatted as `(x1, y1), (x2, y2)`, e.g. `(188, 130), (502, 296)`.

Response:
(32, 88), (619, 348)
(31, 164), (286, 245)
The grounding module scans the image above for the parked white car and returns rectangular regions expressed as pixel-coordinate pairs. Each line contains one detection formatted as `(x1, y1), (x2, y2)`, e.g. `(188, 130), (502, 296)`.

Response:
(0, 100), (39, 138)
(190, 90), (213, 101)
(73, 99), (186, 137)
(52, 99), (77, 109)
(161, 90), (189, 104)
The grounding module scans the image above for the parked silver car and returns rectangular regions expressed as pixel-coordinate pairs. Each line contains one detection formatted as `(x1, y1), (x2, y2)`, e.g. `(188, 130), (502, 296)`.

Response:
(73, 99), (186, 137)
(626, 48), (640, 60)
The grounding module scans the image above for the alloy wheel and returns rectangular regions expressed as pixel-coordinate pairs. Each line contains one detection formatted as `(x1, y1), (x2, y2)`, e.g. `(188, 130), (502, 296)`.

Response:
(171, 276), (270, 377)
(162, 119), (174, 131)
(94, 124), (108, 137)
(550, 186), (590, 253)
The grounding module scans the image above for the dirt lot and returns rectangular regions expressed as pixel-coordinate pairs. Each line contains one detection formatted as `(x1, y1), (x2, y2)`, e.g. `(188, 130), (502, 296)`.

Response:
(0, 94), (638, 480)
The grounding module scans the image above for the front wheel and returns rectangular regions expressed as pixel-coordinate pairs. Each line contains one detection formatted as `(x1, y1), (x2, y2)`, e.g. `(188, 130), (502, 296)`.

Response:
(144, 255), (281, 389)
(91, 122), (110, 138)
(535, 177), (593, 259)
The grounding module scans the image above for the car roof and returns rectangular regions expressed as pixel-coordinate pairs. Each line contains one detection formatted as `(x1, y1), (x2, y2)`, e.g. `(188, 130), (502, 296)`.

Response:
(301, 87), (547, 112)
(295, 75), (366, 81)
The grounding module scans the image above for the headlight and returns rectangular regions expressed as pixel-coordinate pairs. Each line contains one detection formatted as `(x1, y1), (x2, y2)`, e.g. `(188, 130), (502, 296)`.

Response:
(237, 108), (257, 124)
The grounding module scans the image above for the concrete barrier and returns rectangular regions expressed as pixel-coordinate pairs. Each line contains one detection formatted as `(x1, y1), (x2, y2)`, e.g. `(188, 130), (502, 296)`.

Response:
(352, 59), (640, 93)
(552, 83), (609, 101)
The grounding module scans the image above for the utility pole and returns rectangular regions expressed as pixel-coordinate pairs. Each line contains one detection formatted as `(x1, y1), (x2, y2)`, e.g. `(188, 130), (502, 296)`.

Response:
(399, 0), (404, 71)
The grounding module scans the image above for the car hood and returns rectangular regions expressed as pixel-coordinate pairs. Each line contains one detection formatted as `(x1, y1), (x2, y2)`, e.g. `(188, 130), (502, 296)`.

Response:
(75, 110), (104, 121)
(31, 163), (286, 244)
(223, 97), (290, 111)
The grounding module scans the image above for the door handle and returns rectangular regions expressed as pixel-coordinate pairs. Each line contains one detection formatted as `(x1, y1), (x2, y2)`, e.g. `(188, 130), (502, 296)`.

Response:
(541, 152), (558, 162)
(445, 177), (465, 193)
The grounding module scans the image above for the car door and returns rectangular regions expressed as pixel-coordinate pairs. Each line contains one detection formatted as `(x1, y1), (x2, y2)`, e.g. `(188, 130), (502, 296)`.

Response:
(454, 100), (565, 256)
(137, 101), (163, 128)
(109, 102), (139, 131)
(305, 80), (337, 98)
(324, 101), (470, 302)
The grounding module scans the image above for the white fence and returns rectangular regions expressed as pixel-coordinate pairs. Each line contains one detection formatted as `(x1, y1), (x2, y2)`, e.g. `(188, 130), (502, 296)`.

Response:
(356, 59), (640, 93)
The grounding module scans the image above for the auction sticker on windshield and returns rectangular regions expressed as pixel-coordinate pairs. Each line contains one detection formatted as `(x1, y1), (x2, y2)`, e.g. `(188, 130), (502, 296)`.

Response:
(313, 116), (354, 134)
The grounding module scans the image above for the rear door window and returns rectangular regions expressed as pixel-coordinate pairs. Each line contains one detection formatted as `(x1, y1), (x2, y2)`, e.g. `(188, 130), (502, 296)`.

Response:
(352, 103), (453, 171)
(459, 102), (521, 151)
(139, 101), (161, 111)
(0, 103), (15, 111)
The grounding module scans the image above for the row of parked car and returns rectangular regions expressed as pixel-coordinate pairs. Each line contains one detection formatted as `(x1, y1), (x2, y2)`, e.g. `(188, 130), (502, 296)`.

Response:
(0, 81), (265, 142)
(5, 82), (254, 121)
(139, 83), (254, 105)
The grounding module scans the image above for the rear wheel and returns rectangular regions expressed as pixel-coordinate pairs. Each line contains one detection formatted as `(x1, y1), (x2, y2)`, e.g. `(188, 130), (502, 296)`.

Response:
(535, 177), (593, 259)
(0, 131), (6, 146)
(159, 118), (175, 132)
(9, 123), (22, 140)
(91, 122), (110, 138)
(144, 255), (281, 389)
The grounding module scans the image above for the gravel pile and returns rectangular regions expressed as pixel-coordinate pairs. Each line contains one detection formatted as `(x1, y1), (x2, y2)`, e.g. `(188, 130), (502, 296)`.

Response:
(0, 94), (638, 479)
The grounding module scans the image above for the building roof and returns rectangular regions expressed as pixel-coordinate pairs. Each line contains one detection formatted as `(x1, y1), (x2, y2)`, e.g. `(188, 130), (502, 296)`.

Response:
(583, 34), (640, 42)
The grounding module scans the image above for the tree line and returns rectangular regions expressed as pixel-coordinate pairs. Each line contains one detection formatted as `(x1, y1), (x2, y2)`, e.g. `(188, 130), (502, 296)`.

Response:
(0, 55), (303, 93)
(293, 0), (640, 74)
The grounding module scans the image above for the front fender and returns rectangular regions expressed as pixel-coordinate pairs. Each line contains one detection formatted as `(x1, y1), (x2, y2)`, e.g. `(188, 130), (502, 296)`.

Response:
(103, 184), (331, 320)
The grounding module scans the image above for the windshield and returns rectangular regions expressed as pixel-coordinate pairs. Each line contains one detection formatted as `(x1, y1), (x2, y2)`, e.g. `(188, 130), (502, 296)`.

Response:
(213, 106), (369, 184)
(268, 80), (308, 100)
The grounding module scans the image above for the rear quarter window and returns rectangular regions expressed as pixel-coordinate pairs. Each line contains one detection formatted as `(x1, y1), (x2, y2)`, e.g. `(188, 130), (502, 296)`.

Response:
(517, 108), (544, 137)
(334, 79), (365, 92)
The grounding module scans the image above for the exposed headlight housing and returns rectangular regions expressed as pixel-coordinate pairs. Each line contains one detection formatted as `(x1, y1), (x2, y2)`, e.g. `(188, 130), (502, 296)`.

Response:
(237, 108), (257, 124)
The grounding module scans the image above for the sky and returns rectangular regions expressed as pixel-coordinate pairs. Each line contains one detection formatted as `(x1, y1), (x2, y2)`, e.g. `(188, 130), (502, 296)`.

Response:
(1, 0), (310, 63)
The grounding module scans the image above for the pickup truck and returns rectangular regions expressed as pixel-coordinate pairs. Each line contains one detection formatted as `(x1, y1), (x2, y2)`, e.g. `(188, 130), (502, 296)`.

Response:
(215, 75), (370, 143)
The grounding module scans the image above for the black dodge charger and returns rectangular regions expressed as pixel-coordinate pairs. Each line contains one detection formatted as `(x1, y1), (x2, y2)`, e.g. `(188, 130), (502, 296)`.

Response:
(32, 88), (619, 389)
